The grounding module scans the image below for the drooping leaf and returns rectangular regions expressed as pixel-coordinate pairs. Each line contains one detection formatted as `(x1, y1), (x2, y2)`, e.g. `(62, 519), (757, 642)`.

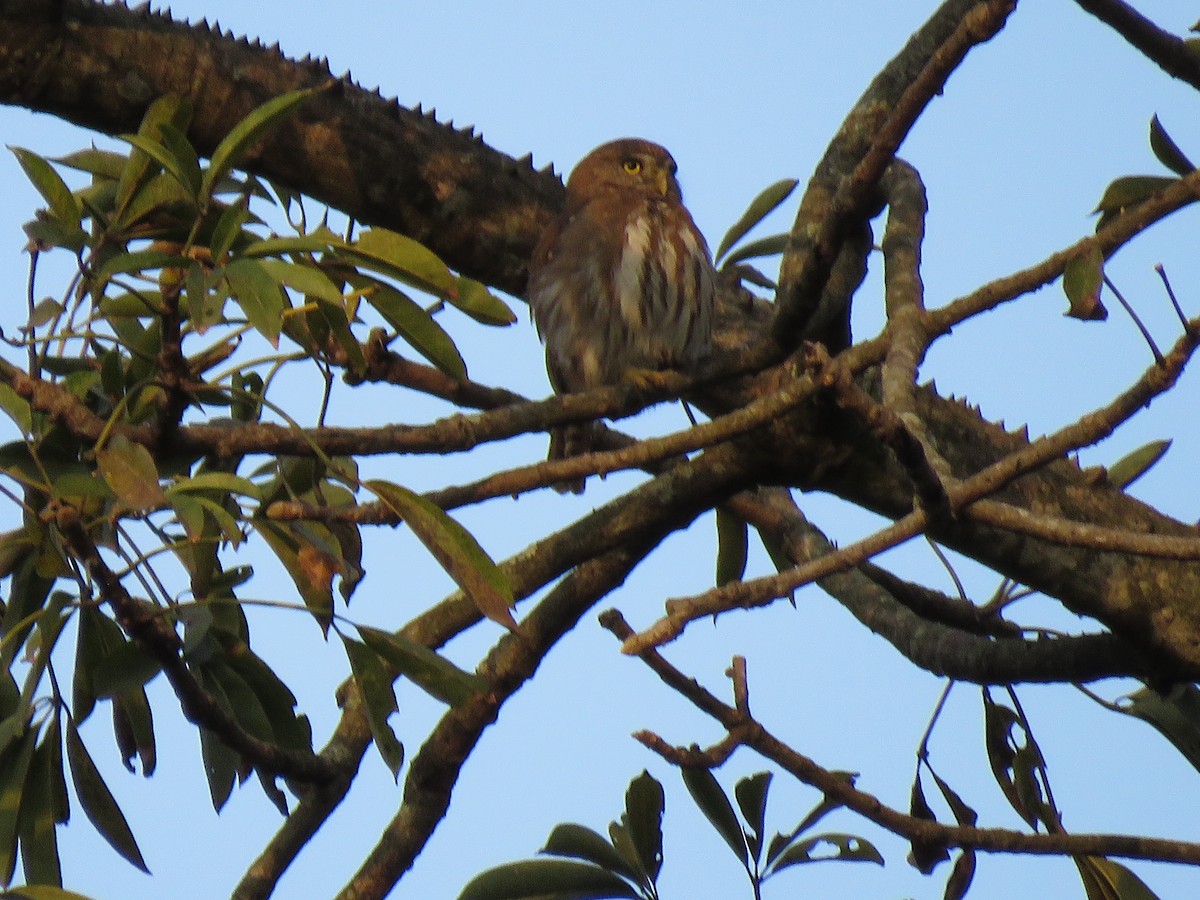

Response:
(0, 727), (38, 885)
(360, 279), (467, 379)
(1149, 115), (1195, 177)
(926, 766), (978, 827)
(367, 481), (518, 632)
(1120, 684), (1200, 776)
(623, 771), (664, 884)
(907, 773), (949, 874)
(680, 766), (747, 866)
(1062, 244), (1107, 321)
(112, 689), (156, 777)
(457, 859), (640, 900)
(90, 640), (161, 700)
(943, 850), (977, 900)
(340, 635), (404, 780)
(734, 771), (771, 861)
(224, 257), (288, 346)
(64, 719), (148, 873)
(715, 178), (798, 264)
(255, 521), (336, 631)
(95, 435), (166, 513)
(200, 87), (324, 201)
(356, 625), (487, 708)
(220, 638), (311, 754)
(1077, 856), (1162, 900)
(715, 508), (748, 587)
(542, 824), (640, 883)
(1108, 439), (1171, 490)
(17, 730), (66, 887)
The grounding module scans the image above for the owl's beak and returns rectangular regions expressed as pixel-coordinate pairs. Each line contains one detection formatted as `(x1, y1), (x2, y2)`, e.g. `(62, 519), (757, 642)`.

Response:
(654, 170), (670, 197)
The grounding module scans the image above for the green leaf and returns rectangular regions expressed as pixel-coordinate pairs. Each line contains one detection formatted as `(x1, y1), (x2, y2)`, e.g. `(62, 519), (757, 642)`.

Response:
(457, 859), (640, 900)
(1149, 115), (1194, 177)
(258, 259), (346, 305)
(715, 508), (748, 587)
(907, 773), (949, 874)
(64, 719), (148, 873)
(95, 435), (167, 513)
(17, 729), (66, 886)
(367, 481), (517, 632)
(721, 232), (791, 268)
(209, 201), (251, 261)
(451, 277), (517, 326)
(113, 94), (193, 221)
(224, 257), (288, 347)
(255, 521), (336, 631)
(734, 771), (771, 860)
(0, 384), (32, 435)
(118, 132), (199, 199)
(345, 228), (459, 299)
(944, 850), (977, 900)
(11, 148), (83, 228)
(90, 640), (161, 700)
(360, 279), (467, 379)
(769, 833), (884, 870)
(193, 674), (238, 813)
(167, 471), (262, 500)
(112, 689), (156, 777)
(680, 766), (747, 867)
(240, 234), (337, 258)
(54, 147), (130, 181)
(1120, 684), (1200, 776)
(340, 636), (404, 780)
(715, 178), (798, 264)
(1062, 244), (1107, 322)
(200, 87), (323, 201)
(221, 639), (311, 754)
(1077, 856), (1162, 900)
(356, 625), (487, 707)
(1108, 439), (1171, 490)
(1093, 175), (1176, 217)
(0, 727), (38, 886)
(623, 771), (664, 884)
(542, 824), (640, 883)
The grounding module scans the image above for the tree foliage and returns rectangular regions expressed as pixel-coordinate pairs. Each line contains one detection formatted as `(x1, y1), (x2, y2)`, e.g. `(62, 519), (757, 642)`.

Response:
(2, 1), (1200, 898)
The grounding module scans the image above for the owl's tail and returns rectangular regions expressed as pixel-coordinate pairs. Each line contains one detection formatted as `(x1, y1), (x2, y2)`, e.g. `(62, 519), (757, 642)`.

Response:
(547, 423), (602, 494)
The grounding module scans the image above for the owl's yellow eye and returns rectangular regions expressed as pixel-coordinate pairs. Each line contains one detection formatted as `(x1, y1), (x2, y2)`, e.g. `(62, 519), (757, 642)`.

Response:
(621, 159), (642, 175)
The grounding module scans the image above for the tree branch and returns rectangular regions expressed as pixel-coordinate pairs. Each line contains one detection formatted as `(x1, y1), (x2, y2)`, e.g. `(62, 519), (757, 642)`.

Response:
(1073, 0), (1200, 90)
(602, 611), (1200, 866)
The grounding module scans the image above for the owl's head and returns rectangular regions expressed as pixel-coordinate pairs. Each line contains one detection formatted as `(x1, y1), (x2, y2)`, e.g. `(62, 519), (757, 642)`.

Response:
(565, 138), (683, 205)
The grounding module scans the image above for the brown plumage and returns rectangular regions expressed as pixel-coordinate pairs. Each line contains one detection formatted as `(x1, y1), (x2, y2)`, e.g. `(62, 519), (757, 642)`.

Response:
(527, 138), (715, 493)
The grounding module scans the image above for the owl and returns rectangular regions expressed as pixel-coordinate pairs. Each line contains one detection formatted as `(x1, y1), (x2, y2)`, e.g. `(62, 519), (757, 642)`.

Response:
(527, 138), (716, 493)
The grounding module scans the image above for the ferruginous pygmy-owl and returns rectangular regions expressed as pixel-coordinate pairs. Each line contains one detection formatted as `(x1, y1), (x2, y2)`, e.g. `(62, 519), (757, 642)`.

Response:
(527, 138), (715, 493)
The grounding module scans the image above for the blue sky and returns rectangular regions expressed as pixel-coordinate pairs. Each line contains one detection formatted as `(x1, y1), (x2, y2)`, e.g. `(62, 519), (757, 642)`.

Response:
(2, 2), (1200, 898)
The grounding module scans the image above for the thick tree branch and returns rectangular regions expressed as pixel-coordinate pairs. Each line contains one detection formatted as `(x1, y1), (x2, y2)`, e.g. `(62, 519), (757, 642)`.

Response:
(0, 0), (562, 297)
(1073, 0), (1200, 90)
(773, 0), (1015, 346)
